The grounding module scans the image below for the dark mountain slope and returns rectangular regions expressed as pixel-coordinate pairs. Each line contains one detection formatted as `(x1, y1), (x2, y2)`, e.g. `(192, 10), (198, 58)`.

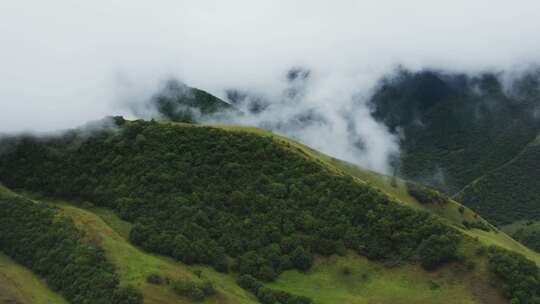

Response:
(457, 134), (540, 225)
(370, 69), (540, 195)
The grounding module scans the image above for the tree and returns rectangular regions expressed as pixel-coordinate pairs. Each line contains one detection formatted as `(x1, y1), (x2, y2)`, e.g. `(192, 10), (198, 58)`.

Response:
(291, 246), (313, 271)
(418, 234), (458, 270)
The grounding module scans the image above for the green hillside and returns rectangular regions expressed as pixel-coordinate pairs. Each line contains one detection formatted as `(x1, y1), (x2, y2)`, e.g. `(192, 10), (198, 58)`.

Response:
(0, 185), (142, 304)
(369, 69), (540, 254)
(0, 187), (68, 304)
(501, 220), (540, 253)
(26, 194), (259, 304)
(1, 119), (540, 303)
(0, 188), (504, 304)
(0, 253), (68, 304)
(215, 125), (540, 263)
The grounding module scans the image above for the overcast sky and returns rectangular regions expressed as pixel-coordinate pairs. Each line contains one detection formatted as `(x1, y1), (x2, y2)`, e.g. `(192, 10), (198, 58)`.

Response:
(2, 0), (540, 132)
(2, 0), (540, 171)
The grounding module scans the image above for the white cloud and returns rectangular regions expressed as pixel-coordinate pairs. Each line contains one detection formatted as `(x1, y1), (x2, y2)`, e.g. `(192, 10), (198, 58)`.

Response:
(1, 0), (540, 172)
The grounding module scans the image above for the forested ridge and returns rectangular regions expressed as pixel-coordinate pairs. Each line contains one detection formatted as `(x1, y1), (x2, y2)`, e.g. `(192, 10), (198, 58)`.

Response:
(0, 119), (459, 290)
(1, 118), (540, 303)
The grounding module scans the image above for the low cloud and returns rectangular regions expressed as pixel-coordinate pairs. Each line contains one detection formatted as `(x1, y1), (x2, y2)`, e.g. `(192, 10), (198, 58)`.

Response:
(2, 1), (540, 173)
(206, 68), (400, 173)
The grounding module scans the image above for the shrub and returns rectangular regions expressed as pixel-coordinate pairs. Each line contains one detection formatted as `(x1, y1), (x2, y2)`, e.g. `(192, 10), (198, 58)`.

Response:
(487, 246), (540, 302)
(291, 246), (313, 271)
(418, 233), (459, 270)
(340, 266), (352, 276)
(237, 275), (312, 304)
(146, 273), (164, 285)
(171, 280), (215, 301)
(462, 220), (491, 231)
(464, 260), (476, 271)
(406, 181), (448, 205)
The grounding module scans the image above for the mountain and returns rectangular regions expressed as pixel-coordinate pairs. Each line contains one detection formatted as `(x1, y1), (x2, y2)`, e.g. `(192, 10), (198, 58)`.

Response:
(1, 118), (540, 304)
(370, 68), (540, 194)
(369, 68), (540, 245)
(139, 79), (237, 123)
(456, 134), (540, 225)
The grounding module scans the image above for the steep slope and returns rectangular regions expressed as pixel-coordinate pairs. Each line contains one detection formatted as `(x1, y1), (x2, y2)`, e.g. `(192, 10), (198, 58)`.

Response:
(370, 69), (540, 195)
(502, 220), (540, 254)
(457, 134), (540, 225)
(0, 185), (142, 304)
(0, 253), (68, 304)
(3, 188), (504, 304)
(368, 68), (540, 254)
(234, 128), (539, 263)
(0, 186), (67, 304)
(23, 194), (258, 304)
(1, 119), (540, 303)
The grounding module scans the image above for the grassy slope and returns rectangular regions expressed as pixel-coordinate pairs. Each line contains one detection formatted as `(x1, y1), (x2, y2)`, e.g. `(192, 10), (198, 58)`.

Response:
(19, 192), (505, 304)
(500, 219), (540, 252)
(213, 124), (540, 265)
(0, 186), (68, 304)
(1, 124), (535, 304)
(268, 253), (505, 304)
(28, 195), (257, 304)
(0, 253), (68, 304)
(325, 158), (540, 264)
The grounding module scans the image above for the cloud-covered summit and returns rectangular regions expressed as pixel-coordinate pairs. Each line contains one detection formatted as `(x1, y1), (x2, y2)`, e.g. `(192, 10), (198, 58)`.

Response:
(2, 0), (540, 172)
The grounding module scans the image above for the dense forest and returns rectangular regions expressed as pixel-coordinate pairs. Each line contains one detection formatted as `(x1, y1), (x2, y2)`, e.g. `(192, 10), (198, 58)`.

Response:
(370, 69), (540, 195)
(457, 138), (540, 225)
(0, 188), (142, 304)
(0, 120), (459, 284)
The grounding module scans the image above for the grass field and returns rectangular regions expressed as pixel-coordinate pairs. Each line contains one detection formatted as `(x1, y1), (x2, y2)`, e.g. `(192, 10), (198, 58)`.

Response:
(0, 253), (68, 304)
(267, 252), (505, 304)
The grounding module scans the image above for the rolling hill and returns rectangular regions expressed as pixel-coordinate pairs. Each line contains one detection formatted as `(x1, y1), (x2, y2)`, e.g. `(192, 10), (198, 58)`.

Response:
(1, 118), (540, 303)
